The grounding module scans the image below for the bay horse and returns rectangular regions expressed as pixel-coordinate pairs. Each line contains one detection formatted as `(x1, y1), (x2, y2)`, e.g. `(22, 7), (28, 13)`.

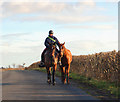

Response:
(44, 42), (59, 85)
(59, 42), (72, 84)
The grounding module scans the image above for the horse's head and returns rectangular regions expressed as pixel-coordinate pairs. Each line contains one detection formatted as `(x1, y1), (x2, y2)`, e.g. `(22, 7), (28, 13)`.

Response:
(59, 42), (65, 57)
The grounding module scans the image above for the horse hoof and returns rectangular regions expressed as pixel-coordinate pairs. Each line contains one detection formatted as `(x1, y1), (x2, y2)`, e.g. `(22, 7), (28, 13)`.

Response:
(48, 82), (51, 85)
(62, 82), (66, 84)
(53, 82), (56, 86)
(64, 81), (67, 84)
(47, 80), (51, 84)
(67, 82), (70, 85)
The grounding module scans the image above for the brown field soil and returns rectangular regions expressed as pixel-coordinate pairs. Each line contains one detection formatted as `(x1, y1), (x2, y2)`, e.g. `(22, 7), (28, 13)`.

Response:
(1, 68), (25, 71)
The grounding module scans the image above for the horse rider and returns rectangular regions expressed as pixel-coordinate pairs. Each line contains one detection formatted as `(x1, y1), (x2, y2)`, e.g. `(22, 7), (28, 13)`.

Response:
(39, 30), (61, 67)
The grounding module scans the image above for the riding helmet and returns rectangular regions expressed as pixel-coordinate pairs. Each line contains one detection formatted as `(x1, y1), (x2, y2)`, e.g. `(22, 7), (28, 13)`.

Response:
(49, 30), (54, 34)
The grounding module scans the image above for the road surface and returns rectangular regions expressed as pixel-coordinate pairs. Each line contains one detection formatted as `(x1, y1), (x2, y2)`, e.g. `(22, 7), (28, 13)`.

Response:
(2, 70), (99, 100)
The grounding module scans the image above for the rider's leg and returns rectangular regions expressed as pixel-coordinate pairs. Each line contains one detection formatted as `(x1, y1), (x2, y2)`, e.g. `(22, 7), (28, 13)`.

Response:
(40, 48), (47, 65)
(41, 49), (45, 62)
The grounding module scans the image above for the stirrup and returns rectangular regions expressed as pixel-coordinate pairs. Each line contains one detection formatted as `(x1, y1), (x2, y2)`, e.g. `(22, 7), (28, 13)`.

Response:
(39, 62), (45, 67)
(41, 62), (44, 65)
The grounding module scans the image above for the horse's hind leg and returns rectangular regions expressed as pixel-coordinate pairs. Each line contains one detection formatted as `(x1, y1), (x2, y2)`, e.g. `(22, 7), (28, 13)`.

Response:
(66, 64), (70, 84)
(52, 69), (55, 85)
(61, 66), (64, 83)
(62, 67), (66, 84)
(64, 67), (67, 84)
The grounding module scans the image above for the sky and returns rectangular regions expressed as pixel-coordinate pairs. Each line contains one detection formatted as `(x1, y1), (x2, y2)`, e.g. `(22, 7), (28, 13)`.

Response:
(0, 0), (118, 68)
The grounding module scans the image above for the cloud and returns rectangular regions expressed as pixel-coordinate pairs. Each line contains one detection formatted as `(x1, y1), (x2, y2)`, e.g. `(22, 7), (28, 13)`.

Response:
(0, 49), (41, 67)
(1, 2), (68, 17)
(66, 40), (118, 55)
(80, 0), (96, 6)
(0, 40), (43, 53)
(62, 24), (116, 30)
(0, 33), (30, 38)
(0, 33), (32, 46)
(1, 1), (114, 24)
(11, 14), (115, 24)
(0, 32), (45, 54)
(0, 32), (45, 67)
(0, 36), (43, 67)
(107, 0), (119, 2)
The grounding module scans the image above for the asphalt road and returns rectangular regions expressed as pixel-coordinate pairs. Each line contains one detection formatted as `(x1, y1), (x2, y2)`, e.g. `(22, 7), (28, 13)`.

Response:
(2, 70), (99, 100)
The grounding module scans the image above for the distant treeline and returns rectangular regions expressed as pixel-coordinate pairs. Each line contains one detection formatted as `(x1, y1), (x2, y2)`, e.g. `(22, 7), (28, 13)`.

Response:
(27, 50), (119, 82)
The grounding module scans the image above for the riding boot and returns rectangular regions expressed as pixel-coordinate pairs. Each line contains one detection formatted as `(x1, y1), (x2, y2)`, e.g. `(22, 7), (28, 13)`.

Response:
(39, 48), (46, 67)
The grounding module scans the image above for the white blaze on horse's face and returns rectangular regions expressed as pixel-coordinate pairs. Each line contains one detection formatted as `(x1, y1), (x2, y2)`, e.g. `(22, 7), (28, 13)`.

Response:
(60, 42), (65, 57)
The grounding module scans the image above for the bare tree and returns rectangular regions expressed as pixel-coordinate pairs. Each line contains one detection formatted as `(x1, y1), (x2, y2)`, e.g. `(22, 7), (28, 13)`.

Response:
(12, 64), (15, 68)
(8, 65), (11, 68)
(23, 63), (25, 68)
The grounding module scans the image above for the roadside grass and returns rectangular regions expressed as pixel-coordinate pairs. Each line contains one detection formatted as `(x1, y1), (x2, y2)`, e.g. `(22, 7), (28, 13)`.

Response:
(28, 67), (119, 99)
(28, 67), (46, 73)
(68, 72), (119, 99)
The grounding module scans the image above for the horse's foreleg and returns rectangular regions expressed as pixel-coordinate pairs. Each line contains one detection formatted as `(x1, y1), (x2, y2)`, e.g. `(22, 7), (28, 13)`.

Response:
(61, 66), (64, 83)
(47, 67), (51, 84)
(49, 67), (52, 84)
(46, 67), (49, 81)
(66, 64), (70, 84)
(52, 64), (57, 85)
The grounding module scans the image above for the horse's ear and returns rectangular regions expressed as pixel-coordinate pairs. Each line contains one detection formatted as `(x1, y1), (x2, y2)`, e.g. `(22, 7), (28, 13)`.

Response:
(63, 42), (65, 45)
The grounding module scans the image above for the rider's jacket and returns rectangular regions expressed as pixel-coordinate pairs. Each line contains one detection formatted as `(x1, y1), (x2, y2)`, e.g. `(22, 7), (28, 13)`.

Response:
(44, 35), (60, 48)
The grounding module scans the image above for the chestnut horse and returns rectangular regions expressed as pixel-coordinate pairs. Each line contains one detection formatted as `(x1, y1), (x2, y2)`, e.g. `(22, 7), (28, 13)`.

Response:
(44, 42), (59, 85)
(59, 42), (72, 84)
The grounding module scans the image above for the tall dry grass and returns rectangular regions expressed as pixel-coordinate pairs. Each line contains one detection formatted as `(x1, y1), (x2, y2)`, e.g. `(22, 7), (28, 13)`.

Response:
(27, 61), (40, 69)
(71, 50), (119, 82)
